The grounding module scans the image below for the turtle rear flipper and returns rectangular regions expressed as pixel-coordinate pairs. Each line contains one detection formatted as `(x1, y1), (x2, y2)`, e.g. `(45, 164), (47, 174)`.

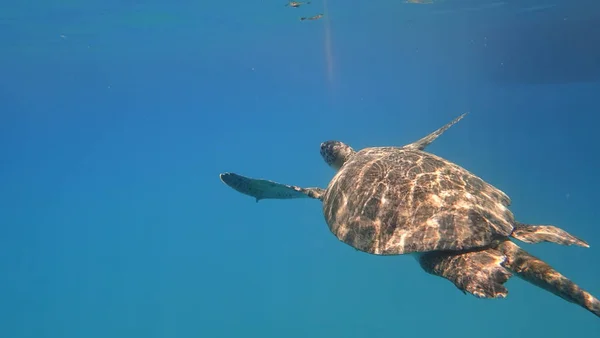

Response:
(419, 248), (512, 299)
(497, 240), (600, 318)
(219, 172), (325, 202)
(511, 222), (589, 248)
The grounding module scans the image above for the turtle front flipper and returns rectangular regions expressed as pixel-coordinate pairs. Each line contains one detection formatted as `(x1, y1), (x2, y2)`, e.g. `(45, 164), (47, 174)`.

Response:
(403, 113), (468, 151)
(219, 172), (325, 202)
(496, 240), (600, 318)
(418, 248), (512, 299)
(511, 222), (589, 248)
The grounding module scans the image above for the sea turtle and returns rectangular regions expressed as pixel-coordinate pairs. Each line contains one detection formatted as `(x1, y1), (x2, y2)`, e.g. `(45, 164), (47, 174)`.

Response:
(219, 113), (599, 318)
(285, 1), (311, 8)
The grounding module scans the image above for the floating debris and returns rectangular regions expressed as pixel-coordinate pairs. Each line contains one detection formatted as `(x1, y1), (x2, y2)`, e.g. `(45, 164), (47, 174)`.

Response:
(405, 0), (434, 4)
(300, 13), (323, 21)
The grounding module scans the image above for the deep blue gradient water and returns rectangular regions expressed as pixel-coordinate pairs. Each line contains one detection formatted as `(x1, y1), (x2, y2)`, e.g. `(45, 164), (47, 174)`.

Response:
(2, 0), (600, 337)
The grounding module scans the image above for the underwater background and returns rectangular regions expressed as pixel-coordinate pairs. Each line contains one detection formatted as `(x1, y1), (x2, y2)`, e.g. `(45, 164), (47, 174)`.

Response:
(1, 0), (600, 337)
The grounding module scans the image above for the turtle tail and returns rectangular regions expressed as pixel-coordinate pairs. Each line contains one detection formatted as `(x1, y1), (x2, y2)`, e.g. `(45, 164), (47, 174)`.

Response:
(496, 240), (600, 318)
(510, 222), (589, 248)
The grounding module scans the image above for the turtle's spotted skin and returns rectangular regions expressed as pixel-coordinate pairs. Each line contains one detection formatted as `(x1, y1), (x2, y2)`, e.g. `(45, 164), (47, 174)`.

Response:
(219, 113), (599, 319)
(323, 147), (514, 255)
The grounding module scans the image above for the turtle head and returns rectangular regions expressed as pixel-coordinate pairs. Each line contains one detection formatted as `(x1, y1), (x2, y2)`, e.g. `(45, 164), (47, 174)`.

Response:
(320, 141), (356, 171)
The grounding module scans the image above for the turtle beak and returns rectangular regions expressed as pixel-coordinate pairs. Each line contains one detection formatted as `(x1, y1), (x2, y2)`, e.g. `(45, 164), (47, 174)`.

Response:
(320, 142), (328, 160)
(320, 142), (327, 154)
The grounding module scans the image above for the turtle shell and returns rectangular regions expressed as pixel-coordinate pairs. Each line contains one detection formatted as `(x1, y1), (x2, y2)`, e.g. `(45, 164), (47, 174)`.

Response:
(321, 147), (515, 255)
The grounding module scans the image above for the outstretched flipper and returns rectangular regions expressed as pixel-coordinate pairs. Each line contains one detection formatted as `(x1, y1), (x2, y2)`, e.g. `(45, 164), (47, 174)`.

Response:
(511, 222), (589, 248)
(419, 248), (512, 299)
(219, 172), (325, 202)
(496, 239), (600, 318)
(403, 113), (468, 151)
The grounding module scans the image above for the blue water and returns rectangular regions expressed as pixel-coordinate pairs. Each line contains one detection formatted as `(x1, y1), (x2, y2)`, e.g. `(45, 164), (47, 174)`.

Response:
(1, 0), (600, 337)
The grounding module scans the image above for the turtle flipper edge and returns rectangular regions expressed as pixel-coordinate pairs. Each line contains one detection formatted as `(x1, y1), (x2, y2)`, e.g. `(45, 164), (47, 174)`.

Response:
(404, 112), (468, 151)
(511, 222), (589, 248)
(219, 172), (325, 202)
